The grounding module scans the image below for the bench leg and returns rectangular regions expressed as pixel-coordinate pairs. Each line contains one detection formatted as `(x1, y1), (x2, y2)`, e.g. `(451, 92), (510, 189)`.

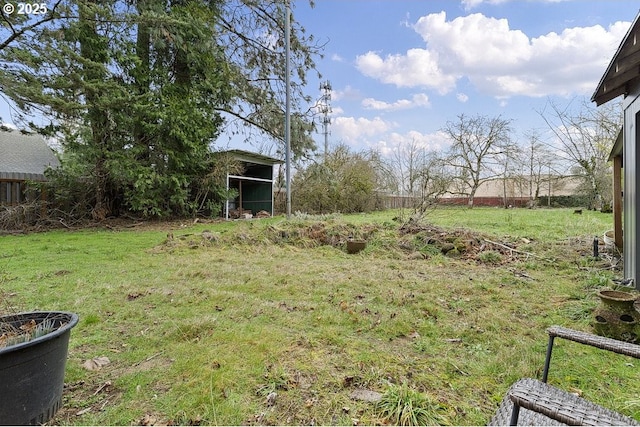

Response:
(509, 404), (521, 426)
(542, 335), (555, 383)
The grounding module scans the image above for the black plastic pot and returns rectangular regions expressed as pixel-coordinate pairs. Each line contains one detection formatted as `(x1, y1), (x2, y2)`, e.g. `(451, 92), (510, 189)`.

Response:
(0, 311), (78, 425)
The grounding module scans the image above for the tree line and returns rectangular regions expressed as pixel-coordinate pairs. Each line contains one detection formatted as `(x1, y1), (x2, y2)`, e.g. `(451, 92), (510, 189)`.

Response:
(292, 99), (622, 214)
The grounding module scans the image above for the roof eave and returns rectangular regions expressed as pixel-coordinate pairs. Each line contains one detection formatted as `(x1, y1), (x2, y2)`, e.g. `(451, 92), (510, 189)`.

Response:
(224, 149), (283, 165)
(592, 10), (640, 106)
(608, 129), (624, 161)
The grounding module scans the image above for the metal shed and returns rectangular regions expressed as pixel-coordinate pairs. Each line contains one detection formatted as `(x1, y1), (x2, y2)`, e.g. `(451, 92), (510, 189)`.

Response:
(0, 130), (59, 205)
(592, 10), (640, 289)
(223, 149), (283, 220)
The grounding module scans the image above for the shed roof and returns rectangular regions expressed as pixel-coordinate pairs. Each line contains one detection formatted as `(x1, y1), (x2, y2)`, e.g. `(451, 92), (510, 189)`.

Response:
(225, 149), (283, 166)
(592, 11), (640, 106)
(0, 130), (59, 181)
(608, 129), (624, 161)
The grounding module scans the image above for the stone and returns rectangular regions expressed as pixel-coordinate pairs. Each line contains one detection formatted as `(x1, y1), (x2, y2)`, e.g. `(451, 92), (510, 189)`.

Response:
(349, 388), (382, 403)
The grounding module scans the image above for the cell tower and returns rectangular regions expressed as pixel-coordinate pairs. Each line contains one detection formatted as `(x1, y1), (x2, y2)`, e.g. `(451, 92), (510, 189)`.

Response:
(319, 81), (332, 158)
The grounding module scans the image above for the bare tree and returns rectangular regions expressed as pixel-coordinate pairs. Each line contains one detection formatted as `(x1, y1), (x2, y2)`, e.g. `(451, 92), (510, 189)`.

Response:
(495, 141), (522, 208)
(519, 130), (559, 207)
(539, 99), (622, 210)
(412, 152), (451, 213)
(384, 139), (453, 215)
(390, 138), (426, 197)
(441, 114), (513, 207)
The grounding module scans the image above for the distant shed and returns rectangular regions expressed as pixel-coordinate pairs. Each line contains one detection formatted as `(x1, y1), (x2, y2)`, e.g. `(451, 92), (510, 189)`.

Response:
(0, 130), (59, 205)
(223, 149), (283, 219)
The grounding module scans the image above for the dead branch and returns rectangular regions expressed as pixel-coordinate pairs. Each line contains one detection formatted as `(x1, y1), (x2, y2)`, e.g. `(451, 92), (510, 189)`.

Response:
(483, 238), (551, 261)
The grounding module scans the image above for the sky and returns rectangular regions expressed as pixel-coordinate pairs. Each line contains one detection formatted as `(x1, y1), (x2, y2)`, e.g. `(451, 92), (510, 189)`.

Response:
(0, 0), (637, 159)
(288, 0), (639, 157)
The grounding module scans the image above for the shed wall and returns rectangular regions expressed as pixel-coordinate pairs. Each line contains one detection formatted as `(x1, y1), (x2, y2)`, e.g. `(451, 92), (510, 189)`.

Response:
(228, 178), (273, 214)
(623, 87), (640, 289)
(243, 163), (273, 180)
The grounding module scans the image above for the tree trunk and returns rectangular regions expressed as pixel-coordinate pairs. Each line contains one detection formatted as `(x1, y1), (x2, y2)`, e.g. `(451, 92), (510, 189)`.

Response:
(503, 177), (508, 208)
(79, 0), (110, 220)
(468, 189), (476, 208)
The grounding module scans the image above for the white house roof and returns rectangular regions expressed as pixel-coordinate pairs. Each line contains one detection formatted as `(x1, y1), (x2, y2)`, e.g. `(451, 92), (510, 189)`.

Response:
(0, 130), (59, 181)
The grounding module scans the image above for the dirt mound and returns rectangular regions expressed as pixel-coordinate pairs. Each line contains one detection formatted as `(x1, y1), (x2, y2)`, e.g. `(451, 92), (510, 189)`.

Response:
(262, 222), (385, 247)
(153, 219), (532, 265)
(397, 220), (529, 263)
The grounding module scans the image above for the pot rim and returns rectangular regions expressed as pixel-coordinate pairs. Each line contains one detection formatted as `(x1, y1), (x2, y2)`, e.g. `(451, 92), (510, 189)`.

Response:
(0, 311), (79, 355)
(597, 289), (638, 302)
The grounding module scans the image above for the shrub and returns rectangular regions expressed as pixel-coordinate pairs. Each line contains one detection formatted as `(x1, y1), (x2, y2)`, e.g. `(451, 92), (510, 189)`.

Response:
(376, 383), (449, 426)
(292, 144), (386, 214)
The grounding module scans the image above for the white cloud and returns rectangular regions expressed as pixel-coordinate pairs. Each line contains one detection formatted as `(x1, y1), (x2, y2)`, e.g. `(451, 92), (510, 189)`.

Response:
(456, 93), (469, 103)
(331, 106), (345, 116)
(355, 11), (631, 100)
(332, 116), (395, 143)
(331, 53), (344, 62)
(362, 93), (431, 111)
(330, 116), (452, 157)
(415, 12), (532, 72)
(355, 49), (457, 94)
(332, 85), (361, 102)
(372, 130), (451, 157)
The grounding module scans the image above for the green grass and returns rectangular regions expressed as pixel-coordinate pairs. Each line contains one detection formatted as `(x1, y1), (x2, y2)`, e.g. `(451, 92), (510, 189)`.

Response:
(376, 382), (450, 426)
(0, 207), (636, 425)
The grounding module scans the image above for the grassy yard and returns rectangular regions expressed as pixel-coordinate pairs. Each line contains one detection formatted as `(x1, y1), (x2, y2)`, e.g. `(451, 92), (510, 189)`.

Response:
(1, 207), (638, 425)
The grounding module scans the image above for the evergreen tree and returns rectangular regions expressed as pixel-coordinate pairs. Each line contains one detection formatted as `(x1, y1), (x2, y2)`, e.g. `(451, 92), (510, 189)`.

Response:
(0, 0), (319, 218)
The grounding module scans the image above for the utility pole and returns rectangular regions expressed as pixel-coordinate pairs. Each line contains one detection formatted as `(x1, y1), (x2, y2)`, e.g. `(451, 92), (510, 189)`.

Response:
(284, 0), (291, 218)
(319, 80), (332, 159)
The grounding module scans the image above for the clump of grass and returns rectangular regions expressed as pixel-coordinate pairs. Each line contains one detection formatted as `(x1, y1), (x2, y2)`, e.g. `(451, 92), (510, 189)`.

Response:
(256, 364), (291, 396)
(559, 300), (596, 322)
(623, 398), (640, 419)
(583, 272), (613, 289)
(476, 250), (503, 264)
(376, 383), (449, 426)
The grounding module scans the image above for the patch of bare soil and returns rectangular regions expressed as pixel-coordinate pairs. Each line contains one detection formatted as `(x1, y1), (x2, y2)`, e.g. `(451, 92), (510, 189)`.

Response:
(48, 379), (123, 425)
